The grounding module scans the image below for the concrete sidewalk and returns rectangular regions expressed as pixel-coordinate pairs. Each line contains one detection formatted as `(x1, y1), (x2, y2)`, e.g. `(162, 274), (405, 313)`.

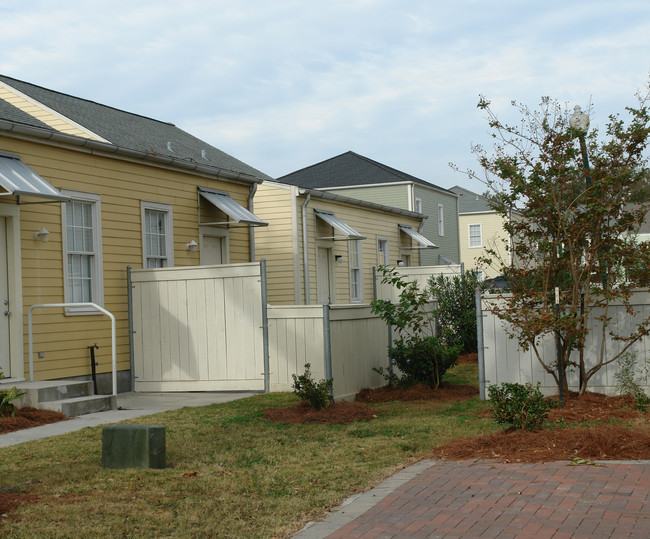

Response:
(0, 391), (257, 448)
(295, 459), (650, 538)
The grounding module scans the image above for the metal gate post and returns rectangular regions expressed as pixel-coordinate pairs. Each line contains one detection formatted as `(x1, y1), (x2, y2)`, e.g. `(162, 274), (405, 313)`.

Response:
(323, 303), (333, 398)
(260, 259), (270, 393)
(475, 285), (486, 400)
(127, 265), (135, 392)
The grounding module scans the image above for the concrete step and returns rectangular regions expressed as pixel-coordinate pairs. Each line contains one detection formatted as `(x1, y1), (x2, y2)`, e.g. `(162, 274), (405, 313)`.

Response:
(40, 394), (117, 417)
(12, 380), (95, 409)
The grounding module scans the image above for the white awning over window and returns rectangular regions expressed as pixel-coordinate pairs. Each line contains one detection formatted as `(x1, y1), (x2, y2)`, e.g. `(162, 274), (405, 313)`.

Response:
(399, 225), (438, 249)
(0, 153), (68, 202)
(198, 187), (268, 227)
(315, 209), (366, 240)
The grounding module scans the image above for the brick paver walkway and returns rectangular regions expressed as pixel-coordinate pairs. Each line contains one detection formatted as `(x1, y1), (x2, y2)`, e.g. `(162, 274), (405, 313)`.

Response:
(296, 459), (650, 538)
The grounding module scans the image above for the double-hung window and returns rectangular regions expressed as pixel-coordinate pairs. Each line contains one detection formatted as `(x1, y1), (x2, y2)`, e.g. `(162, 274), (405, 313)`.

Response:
(438, 204), (445, 236)
(62, 191), (103, 312)
(469, 224), (482, 248)
(349, 239), (363, 302)
(141, 202), (174, 268)
(377, 237), (389, 266)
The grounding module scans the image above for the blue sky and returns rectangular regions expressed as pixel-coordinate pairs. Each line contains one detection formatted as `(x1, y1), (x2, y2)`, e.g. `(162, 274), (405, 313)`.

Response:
(1, 0), (649, 194)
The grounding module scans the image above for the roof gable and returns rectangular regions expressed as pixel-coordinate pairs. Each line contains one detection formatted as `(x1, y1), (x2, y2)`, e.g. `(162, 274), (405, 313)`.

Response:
(278, 151), (451, 193)
(449, 185), (495, 213)
(0, 75), (272, 182)
(0, 98), (52, 130)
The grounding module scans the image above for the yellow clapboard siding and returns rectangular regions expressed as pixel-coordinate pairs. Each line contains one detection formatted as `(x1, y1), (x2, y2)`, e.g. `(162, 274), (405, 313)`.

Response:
(1, 135), (256, 381)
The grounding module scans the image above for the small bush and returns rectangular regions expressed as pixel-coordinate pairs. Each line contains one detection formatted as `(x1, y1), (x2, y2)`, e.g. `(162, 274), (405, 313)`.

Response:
(488, 382), (551, 432)
(388, 336), (460, 389)
(615, 352), (650, 412)
(0, 369), (25, 417)
(292, 363), (333, 410)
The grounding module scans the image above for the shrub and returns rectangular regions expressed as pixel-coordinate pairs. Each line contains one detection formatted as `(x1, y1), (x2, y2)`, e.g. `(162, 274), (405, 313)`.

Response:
(0, 370), (25, 417)
(388, 336), (460, 389)
(292, 363), (333, 410)
(371, 266), (461, 388)
(488, 382), (551, 431)
(428, 271), (481, 353)
(615, 352), (650, 412)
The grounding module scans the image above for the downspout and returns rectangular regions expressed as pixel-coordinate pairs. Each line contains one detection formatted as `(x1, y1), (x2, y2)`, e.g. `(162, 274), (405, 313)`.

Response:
(248, 183), (258, 262)
(418, 218), (426, 266)
(301, 192), (311, 304)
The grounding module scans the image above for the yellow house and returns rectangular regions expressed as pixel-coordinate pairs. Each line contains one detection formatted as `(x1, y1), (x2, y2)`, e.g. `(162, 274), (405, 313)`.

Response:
(254, 180), (436, 305)
(450, 185), (516, 280)
(0, 75), (269, 394)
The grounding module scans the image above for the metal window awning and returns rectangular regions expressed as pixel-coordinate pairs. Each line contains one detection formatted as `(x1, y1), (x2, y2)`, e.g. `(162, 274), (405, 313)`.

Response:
(198, 187), (268, 227)
(399, 225), (438, 249)
(315, 209), (366, 241)
(0, 152), (68, 203)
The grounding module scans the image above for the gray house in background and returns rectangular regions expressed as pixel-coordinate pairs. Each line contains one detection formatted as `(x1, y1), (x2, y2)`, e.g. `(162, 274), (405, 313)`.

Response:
(277, 151), (460, 266)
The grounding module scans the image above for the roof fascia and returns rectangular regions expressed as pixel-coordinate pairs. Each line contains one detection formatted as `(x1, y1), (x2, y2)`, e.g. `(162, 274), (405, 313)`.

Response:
(292, 184), (426, 221)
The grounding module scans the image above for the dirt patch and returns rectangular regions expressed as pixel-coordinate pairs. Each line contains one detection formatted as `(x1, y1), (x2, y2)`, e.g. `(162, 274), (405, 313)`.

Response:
(456, 352), (478, 364)
(263, 400), (380, 425)
(0, 490), (39, 519)
(0, 407), (68, 434)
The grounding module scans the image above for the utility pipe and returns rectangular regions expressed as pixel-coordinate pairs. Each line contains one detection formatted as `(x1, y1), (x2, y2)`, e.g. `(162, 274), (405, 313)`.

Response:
(248, 183), (258, 262)
(28, 302), (117, 398)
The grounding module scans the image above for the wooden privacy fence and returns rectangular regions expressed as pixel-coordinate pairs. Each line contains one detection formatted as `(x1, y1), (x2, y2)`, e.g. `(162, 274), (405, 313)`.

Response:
(130, 263), (266, 392)
(268, 304), (390, 400)
(130, 262), (395, 398)
(480, 289), (650, 396)
(374, 264), (463, 301)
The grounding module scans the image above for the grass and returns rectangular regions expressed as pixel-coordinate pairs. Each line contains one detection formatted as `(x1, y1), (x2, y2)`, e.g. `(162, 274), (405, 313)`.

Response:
(0, 363), (496, 538)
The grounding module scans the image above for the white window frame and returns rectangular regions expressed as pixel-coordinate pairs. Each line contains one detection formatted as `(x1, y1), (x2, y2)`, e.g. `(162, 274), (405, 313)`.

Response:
(349, 239), (363, 303)
(377, 237), (389, 266)
(469, 223), (482, 248)
(141, 201), (174, 268)
(414, 198), (423, 214)
(61, 190), (104, 314)
(438, 204), (444, 236)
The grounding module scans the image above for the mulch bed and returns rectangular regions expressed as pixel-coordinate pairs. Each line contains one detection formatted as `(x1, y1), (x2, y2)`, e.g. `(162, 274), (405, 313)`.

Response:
(430, 424), (650, 463)
(357, 382), (478, 403)
(0, 407), (67, 434)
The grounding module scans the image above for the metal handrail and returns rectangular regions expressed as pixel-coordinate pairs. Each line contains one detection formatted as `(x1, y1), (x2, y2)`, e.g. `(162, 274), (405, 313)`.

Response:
(27, 303), (117, 397)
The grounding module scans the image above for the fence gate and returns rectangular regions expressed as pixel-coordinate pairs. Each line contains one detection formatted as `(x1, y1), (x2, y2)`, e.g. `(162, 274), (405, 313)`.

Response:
(130, 263), (265, 392)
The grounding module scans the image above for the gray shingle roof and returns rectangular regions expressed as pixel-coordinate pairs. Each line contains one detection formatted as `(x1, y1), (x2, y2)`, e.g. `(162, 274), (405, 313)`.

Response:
(449, 185), (494, 213)
(277, 151), (451, 193)
(0, 98), (51, 130)
(0, 75), (272, 181)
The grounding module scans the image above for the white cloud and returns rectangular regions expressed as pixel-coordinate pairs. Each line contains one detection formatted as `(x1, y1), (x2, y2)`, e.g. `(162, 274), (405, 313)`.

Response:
(1, 0), (649, 192)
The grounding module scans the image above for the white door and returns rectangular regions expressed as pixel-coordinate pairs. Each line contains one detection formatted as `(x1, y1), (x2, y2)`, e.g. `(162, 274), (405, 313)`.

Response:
(317, 247), (333, 304)
(201, 234), (224, 265)
(0, 217), (10, 377)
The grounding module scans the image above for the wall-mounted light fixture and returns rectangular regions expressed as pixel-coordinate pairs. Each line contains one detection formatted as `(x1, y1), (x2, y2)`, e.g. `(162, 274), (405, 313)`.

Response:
(335, 255), (343, 264)
(186, 240), (198, 252)
(34, 227), (50, 242)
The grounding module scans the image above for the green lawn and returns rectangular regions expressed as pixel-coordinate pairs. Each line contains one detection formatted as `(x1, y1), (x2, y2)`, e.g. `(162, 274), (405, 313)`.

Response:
(0, 363), (496, 538)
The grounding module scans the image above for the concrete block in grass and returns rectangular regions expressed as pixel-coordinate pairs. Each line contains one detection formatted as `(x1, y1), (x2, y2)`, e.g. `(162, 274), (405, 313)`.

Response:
(102, 425), (166, 469)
